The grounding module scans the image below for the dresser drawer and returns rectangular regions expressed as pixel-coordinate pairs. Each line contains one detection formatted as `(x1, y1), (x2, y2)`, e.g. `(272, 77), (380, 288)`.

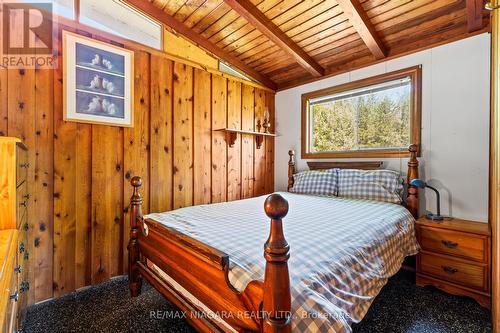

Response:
(419, 253), (487, 291)
(419, 226), (487, 263)
(16, 182), (28, 229)
(16, 147), (27, 188)
(17, 230), (28, 312)
(5, 257), (18, 333)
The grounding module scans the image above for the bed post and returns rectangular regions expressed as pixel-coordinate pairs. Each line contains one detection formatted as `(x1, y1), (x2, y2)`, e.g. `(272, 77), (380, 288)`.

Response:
(262, 194), (292, 333)
(287, 150), (295, 192)
(129, 176), (143, 297)
(407, 144), (419, 218)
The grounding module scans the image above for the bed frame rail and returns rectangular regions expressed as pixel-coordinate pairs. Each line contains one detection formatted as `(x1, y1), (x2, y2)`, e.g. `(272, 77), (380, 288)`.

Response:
(128, 177), (292, 333)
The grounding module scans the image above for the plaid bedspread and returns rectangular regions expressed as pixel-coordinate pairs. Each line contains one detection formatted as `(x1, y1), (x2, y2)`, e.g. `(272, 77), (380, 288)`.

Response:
(146, 193), (419, 333)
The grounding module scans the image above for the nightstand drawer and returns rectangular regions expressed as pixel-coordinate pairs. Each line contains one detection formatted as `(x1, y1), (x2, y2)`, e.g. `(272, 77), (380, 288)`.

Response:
(419, 227), (487, 262)
(420, 253), (487, 291)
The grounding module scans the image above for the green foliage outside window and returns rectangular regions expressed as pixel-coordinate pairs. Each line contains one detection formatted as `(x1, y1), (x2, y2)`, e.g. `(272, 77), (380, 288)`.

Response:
(310, 83), (411, 153)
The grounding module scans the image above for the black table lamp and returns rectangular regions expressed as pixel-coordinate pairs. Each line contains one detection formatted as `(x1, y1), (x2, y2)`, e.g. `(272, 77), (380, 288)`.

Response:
(409, 178), (444, 221)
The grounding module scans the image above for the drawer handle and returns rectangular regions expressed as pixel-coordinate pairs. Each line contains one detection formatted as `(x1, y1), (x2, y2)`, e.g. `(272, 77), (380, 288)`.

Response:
(19, 200), (28, 208)
(20, 281), (29, 293)
(442, 266), (458, 274)
(441, 240), (458, 249)
(10, 291), (18, 302)
(23, 194), (30, 200)
(14, 265), (21, 274)
(19, 242), (25, 253)
(23, 223), (29, 231)
(19, 163), (29, 169)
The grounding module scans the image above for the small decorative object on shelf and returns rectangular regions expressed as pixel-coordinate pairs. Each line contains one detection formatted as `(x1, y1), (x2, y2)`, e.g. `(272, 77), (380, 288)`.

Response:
(214, 128), (276, 149)
(263, 107), (271, 133)
(410, 178), (444, 221)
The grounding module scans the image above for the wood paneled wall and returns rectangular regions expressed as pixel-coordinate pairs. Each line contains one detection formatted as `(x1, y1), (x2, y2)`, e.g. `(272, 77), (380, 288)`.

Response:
(0, 23), (275, 304)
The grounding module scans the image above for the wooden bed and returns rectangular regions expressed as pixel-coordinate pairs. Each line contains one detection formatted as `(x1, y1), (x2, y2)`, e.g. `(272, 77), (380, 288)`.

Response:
(127, 144), (420, 333)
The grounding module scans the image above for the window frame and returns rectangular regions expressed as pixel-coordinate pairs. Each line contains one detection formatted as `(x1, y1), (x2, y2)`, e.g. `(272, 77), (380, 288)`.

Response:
(301, 65), (422, 159)
(75, 0), (164, 50)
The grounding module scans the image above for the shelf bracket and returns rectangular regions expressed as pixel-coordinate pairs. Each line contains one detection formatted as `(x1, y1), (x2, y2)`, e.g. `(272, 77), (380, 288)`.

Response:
(255, 135), (264, 149)
(225, 131), (238, 148)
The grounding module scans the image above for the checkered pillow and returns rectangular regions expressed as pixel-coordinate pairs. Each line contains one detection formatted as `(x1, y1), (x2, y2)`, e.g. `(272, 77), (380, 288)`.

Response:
(338, 169), (403, 203)
(290, 169), (338, 196)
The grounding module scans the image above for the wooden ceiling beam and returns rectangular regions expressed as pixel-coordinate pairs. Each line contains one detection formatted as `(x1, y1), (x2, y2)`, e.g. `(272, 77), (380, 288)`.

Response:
(223, 0), (325, 77)
(466, 0), (484, 32)
(276, 26), (490, 91)
(124, 0), (277, 90)
(335, 0), (386, 59)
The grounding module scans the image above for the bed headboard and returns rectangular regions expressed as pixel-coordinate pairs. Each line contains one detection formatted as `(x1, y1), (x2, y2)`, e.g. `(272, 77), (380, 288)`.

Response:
(287, 144), (420, 218)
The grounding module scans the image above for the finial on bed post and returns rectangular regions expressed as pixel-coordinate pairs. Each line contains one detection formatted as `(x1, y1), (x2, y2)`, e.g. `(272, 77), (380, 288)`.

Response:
(128, 176), (143, 297)
(407, 145), (419, 218)
(262, 194), (292, 333)
(287, 150), (295, 192)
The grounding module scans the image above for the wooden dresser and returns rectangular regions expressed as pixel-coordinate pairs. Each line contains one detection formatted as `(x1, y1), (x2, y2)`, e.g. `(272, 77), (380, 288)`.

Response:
(0, 137), (30, 332)
(416, 217), (491, 308)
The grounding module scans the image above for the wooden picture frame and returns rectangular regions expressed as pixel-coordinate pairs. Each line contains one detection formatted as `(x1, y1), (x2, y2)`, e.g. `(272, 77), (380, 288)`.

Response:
(63, 31), (134, 127)
(301, 65), (422, 159)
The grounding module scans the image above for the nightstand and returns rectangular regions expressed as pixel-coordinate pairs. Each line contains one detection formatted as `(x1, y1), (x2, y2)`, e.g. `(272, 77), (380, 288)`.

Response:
(415, 217), (491, 308)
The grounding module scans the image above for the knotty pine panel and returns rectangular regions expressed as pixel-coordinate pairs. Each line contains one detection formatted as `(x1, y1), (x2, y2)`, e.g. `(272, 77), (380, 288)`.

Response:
(227, 79), (242, 202)
(211, 75), (227, 203)
(265, 91), (275, 193)
(53, 68), (77, 297)
(254, 89), (267, 197)
(173, 63), (194, 209)
(193, 69), (212, 205)
(91, 126), (124, 283)
(75, 123), (92, 289)
(34, 67), (55, 300)
(0, 25), (275, 304)
(241, 85), (255, 199)
(150, 55), (174, 213)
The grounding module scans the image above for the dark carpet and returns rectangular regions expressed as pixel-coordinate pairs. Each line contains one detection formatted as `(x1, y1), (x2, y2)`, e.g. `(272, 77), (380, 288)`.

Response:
(22, 271), (491, 333)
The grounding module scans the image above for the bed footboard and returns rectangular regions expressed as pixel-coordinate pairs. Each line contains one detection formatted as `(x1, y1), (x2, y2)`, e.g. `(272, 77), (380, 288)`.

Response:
(262, 195), (292, 333)
(128, 177), (292, 333)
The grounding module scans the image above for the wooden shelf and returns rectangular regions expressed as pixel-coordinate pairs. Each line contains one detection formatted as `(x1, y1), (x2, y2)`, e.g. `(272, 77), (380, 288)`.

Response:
(214, 128), (276, 149)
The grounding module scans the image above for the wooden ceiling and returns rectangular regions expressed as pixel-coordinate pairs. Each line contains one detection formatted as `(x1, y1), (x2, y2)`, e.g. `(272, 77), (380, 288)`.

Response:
(127, 0), (490, 90)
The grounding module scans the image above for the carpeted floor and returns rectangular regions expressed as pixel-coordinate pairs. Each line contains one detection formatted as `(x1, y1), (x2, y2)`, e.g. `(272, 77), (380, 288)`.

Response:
(22, 271), (491, 333)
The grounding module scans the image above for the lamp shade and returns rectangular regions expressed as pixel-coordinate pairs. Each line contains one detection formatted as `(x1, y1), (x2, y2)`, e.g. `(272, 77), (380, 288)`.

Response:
(410, 178), (426, 188)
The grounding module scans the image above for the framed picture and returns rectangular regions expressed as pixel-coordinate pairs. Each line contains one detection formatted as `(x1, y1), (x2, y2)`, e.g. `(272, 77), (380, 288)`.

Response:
(63, 31), (134, 127)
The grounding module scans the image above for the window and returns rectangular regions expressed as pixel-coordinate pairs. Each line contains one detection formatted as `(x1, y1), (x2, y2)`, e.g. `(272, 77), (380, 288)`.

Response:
(79, 0), (162, 50)
(219, 62), (253, 82)
(301, 66), (421, 158)
(31, 0), (75, 20)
